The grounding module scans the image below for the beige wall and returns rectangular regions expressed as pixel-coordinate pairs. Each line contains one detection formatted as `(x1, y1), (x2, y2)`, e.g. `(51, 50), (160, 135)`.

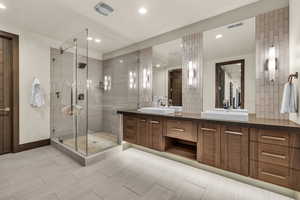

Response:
(203, 54), (256, 113)
(289, 0), (300, 124)
(0, 24), (58, 144)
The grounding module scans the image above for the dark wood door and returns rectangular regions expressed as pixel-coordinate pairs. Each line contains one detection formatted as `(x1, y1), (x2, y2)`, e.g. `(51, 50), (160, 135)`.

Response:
(221, 125), (249, 176)
(123, 115), (138, 144)
(0, 37), (12, 155)
(149, 117), (163, 151)
(137, 117), (151, 148)
(197, 123), (221, 168)
(168, 69), (182, 106)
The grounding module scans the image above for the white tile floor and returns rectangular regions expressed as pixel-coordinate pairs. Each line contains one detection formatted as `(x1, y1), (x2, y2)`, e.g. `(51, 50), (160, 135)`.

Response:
(0, 146), (295, 200)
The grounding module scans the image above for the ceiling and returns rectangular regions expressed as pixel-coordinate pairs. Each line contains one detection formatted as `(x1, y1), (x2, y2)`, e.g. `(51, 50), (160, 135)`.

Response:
(0, 0), (259, 54)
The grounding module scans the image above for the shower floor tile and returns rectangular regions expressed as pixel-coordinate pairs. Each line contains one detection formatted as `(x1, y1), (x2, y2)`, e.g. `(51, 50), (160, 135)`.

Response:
(62, 132), (118, 155)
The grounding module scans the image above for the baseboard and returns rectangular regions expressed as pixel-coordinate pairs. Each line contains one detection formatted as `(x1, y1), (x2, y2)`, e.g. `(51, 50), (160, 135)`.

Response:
(17, 139), (50, 152)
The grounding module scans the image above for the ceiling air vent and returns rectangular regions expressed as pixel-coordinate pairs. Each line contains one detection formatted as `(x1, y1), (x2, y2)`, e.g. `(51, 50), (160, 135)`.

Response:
(227, 22), (244, 29)
(95, 2), (114, 16)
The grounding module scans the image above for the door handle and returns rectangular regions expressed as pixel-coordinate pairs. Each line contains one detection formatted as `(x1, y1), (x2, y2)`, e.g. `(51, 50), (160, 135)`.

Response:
(0, 107), (10, 112)
(225, 131), (243, 136)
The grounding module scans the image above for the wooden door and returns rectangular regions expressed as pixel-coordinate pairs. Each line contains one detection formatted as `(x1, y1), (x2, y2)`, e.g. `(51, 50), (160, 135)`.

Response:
(0, 36), (12, 155)
(123, 115), (138, 144)
(168, 69), (182, 106)
(197, 123), (221, 168)
(221, 125), (249, 176)
(137, 116), (151, 148)
(149, 117), (163, 151)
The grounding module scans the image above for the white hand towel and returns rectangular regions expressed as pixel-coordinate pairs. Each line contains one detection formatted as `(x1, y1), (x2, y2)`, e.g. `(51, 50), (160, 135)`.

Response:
(30, 78), (45, 108)
(280, 83), (298, 113)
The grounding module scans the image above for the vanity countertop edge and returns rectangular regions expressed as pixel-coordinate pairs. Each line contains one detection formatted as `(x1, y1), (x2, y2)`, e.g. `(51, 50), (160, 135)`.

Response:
(117, 110), (300, 131)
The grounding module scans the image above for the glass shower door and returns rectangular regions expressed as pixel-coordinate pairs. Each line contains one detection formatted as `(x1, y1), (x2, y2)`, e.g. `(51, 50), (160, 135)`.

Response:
(51, 30), (89, 156)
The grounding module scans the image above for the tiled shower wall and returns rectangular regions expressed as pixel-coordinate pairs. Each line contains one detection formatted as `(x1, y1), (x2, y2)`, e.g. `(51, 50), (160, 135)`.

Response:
(255, 7), (289, 120)
(182, 33), (204, 113)
(139, 48), (153, 107)
(102, 52), (139, 136)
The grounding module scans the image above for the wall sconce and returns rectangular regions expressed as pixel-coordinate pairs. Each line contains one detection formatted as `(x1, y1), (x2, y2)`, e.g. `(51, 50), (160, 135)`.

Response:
(142, 68), (150, 89)
(266, 46), (278, 82)
(188, 61), (197, 88)
(104, 75), (111, 91)
(129, 71), (137, 89)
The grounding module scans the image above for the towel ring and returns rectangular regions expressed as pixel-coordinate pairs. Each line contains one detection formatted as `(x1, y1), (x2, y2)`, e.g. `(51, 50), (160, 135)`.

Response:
(288, 72), (298, 83)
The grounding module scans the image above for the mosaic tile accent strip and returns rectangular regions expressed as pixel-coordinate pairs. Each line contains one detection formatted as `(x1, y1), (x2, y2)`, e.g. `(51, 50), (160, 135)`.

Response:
(255, 7), (289, 120)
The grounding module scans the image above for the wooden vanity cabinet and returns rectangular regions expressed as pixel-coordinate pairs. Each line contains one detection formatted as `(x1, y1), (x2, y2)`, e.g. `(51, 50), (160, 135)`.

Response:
(122, 112), (300, 191)
(137, 116), (164, 151)
(250, 128), (300, 190)
(221, 125), (249, 176)
(197, 122), (221, 168)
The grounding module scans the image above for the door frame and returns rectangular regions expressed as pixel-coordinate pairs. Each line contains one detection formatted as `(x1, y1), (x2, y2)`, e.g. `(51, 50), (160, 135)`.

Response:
(0, 30), (19, 153)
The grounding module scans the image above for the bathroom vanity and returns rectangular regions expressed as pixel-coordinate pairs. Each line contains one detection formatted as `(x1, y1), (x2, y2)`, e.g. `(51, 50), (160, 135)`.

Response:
(118, 110), (300, 191)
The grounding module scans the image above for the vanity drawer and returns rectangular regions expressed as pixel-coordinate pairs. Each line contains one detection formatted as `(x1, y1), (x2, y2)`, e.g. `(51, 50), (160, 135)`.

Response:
(258, 143), (290, 167)
(165, 119), (197, 142)
(250, 161), (291, 188)
(251, 128), (289, 146)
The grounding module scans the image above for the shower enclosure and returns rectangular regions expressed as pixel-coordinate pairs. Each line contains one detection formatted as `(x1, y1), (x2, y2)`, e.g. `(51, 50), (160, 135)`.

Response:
(50, 29), (119, 159)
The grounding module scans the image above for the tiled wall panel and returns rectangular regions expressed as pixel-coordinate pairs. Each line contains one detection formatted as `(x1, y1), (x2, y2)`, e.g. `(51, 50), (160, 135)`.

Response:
(255, 7), (289, 120)
(182, 33), (204, 113)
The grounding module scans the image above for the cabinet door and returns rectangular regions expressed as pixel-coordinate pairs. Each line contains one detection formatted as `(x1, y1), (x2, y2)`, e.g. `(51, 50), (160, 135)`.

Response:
(221, 125), (249, 176)
(149, 117), (164, 151)
(123, 115), (138, 144)
(137, 117), (151, 148)
(197, 122), (221, 168)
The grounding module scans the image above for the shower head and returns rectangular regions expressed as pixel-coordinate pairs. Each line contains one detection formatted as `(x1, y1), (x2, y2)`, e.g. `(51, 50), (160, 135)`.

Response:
(95, 2), (114, 16)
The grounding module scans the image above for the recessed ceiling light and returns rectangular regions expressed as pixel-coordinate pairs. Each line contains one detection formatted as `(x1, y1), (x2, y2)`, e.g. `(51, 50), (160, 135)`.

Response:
(0, 3), (6, 10)
(138, 7), (147, 15)
(87, 37), (93, 41)
(95, 38), (101, 43)
(120, 60), (124, 63)
(156, 64), (161, 68)
(216, 34), (223, 39)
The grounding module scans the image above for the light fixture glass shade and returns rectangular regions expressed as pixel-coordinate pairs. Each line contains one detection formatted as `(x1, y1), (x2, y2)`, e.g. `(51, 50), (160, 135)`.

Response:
(188, 61), (197, 88)
(104, 75), (111, 91)
(129, 71), (137, 89)
(142, 68), (150, 89)
(268, 46), (276, 81)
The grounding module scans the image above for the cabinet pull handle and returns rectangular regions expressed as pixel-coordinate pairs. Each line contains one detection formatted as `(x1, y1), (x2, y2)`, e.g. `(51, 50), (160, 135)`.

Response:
(171, 128), (185, 132)
(261, 136), (286, 141)
(225, 131), (243, 136)
(150, 121), (160, 124)
(261, 171), (286, 180)
(201, 128), (215, 132)
(261, 152), (286, 160)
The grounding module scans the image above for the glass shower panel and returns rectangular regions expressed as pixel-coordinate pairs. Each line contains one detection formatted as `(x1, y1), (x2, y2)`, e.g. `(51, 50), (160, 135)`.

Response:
(51, 30), (89, 155)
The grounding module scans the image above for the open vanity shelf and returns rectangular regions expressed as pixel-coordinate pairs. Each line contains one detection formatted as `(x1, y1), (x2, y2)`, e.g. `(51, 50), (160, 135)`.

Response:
(120, 110), (300, 192)
(165, 138), (197, 160)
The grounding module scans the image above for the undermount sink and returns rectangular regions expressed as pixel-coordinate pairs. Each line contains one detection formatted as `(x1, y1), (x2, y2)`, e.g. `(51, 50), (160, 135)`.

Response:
(138, 107), (176, 114)
(201, 109), (249, 122)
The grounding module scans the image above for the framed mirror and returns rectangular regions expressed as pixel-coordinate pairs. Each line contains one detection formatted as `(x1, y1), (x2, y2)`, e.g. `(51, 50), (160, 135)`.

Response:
(215, 59), (244, 109)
